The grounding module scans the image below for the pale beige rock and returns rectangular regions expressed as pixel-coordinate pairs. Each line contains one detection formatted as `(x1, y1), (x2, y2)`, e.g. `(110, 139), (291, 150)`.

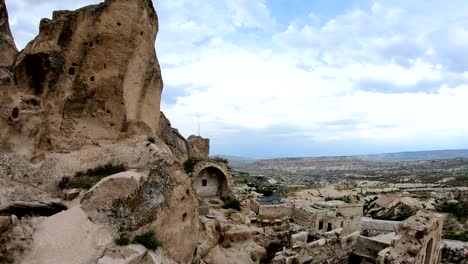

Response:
(97, 244), (147, 264)
(63, 188), (81, 200)
(81, 171), (147, 221)
(291, 231), (308, 247)
(140, 249), (177, 264)
(22, 206), (113, 264)
(0, 0), (163, 158)
(0, 136), (172, 202)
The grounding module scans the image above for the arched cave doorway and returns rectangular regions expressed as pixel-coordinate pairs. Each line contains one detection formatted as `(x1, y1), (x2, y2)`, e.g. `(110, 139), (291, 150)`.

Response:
(424, 238), (434, 264)
(192, 166), (228, 198)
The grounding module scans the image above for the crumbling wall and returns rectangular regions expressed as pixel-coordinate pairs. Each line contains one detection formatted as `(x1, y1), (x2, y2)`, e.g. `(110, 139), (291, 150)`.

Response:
(377, 211), (444, 264)
(272, 230), (360, 264)
(259, 204), (293, 219)
(361, 217), (399, 236)
(441, 240), (468, 264)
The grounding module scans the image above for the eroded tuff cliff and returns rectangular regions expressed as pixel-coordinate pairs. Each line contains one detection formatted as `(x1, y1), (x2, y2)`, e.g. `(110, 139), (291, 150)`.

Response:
(0, 0), (163, 159)
(0, 1), (202, 263)
(0, 0), (17, 67)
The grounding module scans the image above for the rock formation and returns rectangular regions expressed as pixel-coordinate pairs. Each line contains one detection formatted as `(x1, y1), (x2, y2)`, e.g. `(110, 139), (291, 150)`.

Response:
(188, 135), (210, 159)
(366, 196), (423, 221)
(0, 0), (163, 159)
(0, 1), (202, 263)
(0, 0), (17, 67)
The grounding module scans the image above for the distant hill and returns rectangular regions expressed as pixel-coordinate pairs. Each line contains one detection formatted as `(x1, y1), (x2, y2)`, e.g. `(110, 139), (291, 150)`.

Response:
(357, 149), (468, 162)
(212, 155), (257, 166)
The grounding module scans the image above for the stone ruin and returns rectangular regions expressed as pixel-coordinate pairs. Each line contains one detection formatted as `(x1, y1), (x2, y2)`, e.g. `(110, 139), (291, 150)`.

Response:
(191, 160), (232, 198)
(270, 211), (444, 264)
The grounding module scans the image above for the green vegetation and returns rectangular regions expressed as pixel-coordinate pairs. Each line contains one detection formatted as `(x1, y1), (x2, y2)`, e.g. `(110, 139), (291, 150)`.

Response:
(114, 234), (130, 246)
(222, 198), (241, 211)
(250, 252), (258, 262)
(58, 177), (95, 189)
(272, 223), (290, 232)
(133, 230), (161, 250)
(211, 156), (228, 163)
(325, 195), (353, 203)
(436, 201), (468, 222)
(58, 162), (127, 190)
(75, 162), (126, 177)
(255, 187), (274, 196)
(183, 158), (203, 174)
(444, 231), (468, 242)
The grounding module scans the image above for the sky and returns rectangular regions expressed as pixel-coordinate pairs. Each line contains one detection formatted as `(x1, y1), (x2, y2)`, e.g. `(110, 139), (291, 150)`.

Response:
(5, 0), (468, 158)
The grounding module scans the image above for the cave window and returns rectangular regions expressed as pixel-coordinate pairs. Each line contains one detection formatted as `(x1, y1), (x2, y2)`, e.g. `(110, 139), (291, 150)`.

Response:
(90, 76), (95, 82)
(117, 22), (121, 26)
(11, 107), (19, 119)
(202, 179), (207, 186)
(68, 67), (75, 76)
(327, 223), (332, 231)
(89, 42), (94, 48)
(182, 212), (187, 222)
(318, 221), (323, 230)
(341, 222), (344, 228)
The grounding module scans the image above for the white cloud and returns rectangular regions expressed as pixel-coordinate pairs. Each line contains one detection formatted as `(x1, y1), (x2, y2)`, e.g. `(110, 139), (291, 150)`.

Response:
(225, 0), (274, 29)
(5, 0), (468, 155)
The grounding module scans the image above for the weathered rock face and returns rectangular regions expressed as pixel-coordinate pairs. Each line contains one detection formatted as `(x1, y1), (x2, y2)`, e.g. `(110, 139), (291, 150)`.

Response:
(0, 0), (17, 67)
(157, 111), (190, 163)
(188, 135), (210, 159)
(366, 196), (423, 221)
(0, 0), (163, 158)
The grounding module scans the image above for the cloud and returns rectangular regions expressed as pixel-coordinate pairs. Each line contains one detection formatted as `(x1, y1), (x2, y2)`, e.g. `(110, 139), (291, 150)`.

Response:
(6, 0), (468, 157)
(225, 0), (275, 29)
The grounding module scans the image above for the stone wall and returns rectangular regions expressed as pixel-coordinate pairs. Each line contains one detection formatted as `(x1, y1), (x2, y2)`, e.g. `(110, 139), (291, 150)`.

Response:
(192, 167), (227, 197)
(259, 204), (293, 219)
(361, 217), (399, 236)
(376, 211), (444, 264)
(272, 230), (360, 264)
(291, 202), (362, 235)
(441, 240), (468, 264)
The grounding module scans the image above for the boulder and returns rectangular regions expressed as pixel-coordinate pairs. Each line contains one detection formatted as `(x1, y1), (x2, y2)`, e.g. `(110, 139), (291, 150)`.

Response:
(21, 206), (113, 264)
(97, 244), (147, 264)
(291, 232), (308, 247)
(140, 249), (177, 264)
(63, 188), (82, 200)
(366, 196), (422, 221)
(0, 0), (163, 158)
(81, 171), (147, 222)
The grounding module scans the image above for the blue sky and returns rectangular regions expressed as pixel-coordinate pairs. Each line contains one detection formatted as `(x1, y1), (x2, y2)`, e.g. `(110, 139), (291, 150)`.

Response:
(6, 0), (468, 158)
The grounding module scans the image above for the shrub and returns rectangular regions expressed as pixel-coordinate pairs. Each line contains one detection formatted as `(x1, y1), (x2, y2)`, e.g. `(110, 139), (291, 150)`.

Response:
(222, 198), (241, 211)
(444, 231), (468, 242)
(59, 163), (127, 190)
(183, 158), (203, 174)
(78, 162), (127, 177)
(211, 156), (228, 163)
(133, 230), (161, 250)
(114, 234), (130, 246)
(250, 252), (258, 262)
(147, 136), (156, 144)
(437, 201), (467, 222)
(256, 187), (274, 196)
